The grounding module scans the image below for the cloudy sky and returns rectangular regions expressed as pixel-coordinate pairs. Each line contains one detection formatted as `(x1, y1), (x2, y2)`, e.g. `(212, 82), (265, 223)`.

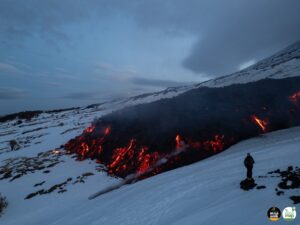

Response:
(0, 0), (300, 115)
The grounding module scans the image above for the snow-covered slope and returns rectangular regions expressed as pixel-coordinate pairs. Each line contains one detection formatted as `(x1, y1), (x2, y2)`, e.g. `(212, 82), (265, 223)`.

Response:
(0, 41), (300, 225)
(2, 126), (300, 225)
(195, 41), (300, 88)
(52, 127), (300, 225)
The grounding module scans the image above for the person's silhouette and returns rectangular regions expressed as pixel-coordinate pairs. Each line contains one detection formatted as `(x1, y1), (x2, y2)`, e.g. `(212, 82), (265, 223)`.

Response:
(244, 153), (255, 179)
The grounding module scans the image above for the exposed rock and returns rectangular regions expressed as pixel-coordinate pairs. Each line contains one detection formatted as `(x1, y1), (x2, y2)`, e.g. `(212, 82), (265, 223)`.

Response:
(256, 185), (266, 190)
(290, 196), (300, 204)
(240, 178), (257, 191)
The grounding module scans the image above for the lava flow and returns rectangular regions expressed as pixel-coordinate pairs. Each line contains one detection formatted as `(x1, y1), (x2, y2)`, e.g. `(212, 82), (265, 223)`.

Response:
(65, 130), (227, 178)
(65, 78), (300, 180)
(250, 115), (268, 133)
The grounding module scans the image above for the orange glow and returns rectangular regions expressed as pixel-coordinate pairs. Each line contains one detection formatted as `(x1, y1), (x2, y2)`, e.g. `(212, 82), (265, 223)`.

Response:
(104, 126), (111, 135)
(175, 134), (182, 149)
(80, 142), (89, 157)
(203, 134), (225, 152)
(108, 139), (136, 171)
(137, 152), (159, 175)
(289, 91), (300, 105)
(84, 125), (95, 134)
(251, 115), (268, 132)
(65, 131), (227, 177)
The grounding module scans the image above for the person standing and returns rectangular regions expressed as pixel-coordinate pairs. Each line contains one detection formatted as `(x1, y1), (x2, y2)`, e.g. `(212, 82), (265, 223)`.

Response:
(244, 153), (255, 179)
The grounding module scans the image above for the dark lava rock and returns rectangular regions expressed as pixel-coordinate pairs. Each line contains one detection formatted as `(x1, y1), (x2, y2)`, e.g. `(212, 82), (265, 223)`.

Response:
(256, 185), (266, 190)
(240, 178), (257, 191)
(34, 181), (45, 187)
(9, 174), (22, 182)
(1, 171), (12, 180)
(290, 196), (300, 204)
(278, 173), (300, 189)
(276, 191), (284, 196)
(268, 169), (281, 174)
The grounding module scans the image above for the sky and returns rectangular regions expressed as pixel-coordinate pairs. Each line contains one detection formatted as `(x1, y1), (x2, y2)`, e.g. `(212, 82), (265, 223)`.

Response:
(0, 0), (300, 115)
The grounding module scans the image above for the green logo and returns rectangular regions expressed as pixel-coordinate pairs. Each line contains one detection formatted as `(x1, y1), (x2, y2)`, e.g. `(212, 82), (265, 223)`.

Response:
(282, 207), (296, 221)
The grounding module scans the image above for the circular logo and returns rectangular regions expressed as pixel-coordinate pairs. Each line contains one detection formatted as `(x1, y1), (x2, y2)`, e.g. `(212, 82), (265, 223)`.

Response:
(268, 207), (281, 221)
(282, 207), (296, 221)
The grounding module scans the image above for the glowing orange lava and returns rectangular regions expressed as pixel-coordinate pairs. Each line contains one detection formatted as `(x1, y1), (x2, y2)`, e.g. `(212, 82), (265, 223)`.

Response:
(175, 134), (183, 149)
(80, 142), (89, 157)
(108, 139), (136, 171)
(65, 125), (227, 178)
(203, 134), (225, 152)
(137, 151), (159, 175)
(289, 91), (300, 105)
(84, 125), (95, 134)
(251, 115), (268, 132)
(104, 126), (111, 135)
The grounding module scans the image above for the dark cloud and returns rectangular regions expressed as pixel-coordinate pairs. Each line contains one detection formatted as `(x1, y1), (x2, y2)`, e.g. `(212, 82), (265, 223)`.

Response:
(0, 0), (110, 42)
(181, 1), (300, 76)
(125, 0), (300, 76)
(129, 77), (190, 87)
(0, 0), (299, 77)
(0, 87), (26, 99)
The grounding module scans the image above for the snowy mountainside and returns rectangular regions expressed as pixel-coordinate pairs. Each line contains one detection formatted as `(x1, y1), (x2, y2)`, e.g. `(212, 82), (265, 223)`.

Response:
(57, 126), (300, 225)
(0, 41), (300, 160)
(2, 126), (300, 225)
(195, 41), (300, 88)
(0, 41), (299, 224)
(62, 127), (299, 225)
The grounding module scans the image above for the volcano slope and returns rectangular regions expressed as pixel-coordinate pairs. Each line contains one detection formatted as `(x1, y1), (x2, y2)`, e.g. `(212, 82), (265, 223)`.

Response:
(45, 127), (300, 225)
(66, 76), (300, 178)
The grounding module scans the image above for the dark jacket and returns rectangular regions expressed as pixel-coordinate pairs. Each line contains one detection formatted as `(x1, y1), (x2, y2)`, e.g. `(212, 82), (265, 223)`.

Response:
(244, 155), (255, 168)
